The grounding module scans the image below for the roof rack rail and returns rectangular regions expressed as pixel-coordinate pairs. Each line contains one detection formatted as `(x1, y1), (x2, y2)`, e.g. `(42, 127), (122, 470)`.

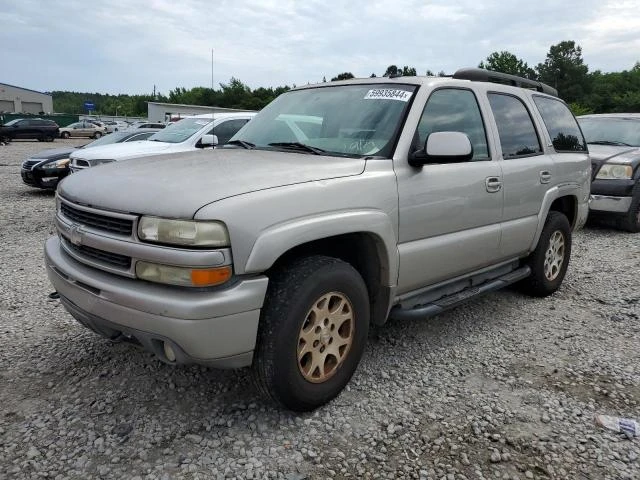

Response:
(452, 68), (558, 97)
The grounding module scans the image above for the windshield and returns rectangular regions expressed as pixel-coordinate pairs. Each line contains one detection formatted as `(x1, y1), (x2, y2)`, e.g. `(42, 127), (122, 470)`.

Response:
(3, 119), (21, 126)
(83, 131), (134, 147)
(228, 84), (417, 157)
(578, 117), (640, 147)
(147, 117), (211, 143)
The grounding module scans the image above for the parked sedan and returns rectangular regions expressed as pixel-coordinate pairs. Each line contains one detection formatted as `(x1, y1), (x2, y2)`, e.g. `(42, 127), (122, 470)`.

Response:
(577, 113), (640, 232)
(103, 120), (131, 133)
(21, 129), (157, 190)
(59, 121), (107, 139)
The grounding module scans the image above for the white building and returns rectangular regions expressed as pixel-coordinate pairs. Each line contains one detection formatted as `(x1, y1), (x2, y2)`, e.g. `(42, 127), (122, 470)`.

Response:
(147, 102), (253, 123)
(0, 83), (53, 114)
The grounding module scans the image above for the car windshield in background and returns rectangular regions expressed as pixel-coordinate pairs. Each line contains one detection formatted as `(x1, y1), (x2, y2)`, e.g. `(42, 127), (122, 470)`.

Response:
(228, 84), (417, 158)
(148, 118), (210, 144)
(3, 119), (21, 126)
(84, 131), (137, 147)
(578, 117), (640, 147)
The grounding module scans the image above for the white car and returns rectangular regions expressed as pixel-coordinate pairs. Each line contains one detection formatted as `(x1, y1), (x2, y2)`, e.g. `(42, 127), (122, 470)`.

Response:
(70, 112), (255, 171)
(103, 121), (131, 133)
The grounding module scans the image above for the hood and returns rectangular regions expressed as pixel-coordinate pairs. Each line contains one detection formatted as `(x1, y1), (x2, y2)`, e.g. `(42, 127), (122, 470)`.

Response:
(587, 144), (637, 162)
(69, 140), (172, 161)
(59, 149), (366, 218)
(30, 147), (77, 160)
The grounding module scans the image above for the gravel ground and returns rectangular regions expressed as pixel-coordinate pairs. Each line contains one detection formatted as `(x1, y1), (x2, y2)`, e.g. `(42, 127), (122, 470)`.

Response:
(0, 139), (639, 480)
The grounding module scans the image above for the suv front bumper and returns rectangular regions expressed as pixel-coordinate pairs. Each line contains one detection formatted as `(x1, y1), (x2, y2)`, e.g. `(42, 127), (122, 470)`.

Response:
(45, 236), (269, 368)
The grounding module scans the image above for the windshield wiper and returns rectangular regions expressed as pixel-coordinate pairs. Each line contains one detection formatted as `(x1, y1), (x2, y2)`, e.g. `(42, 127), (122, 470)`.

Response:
(588, 140), (633, 146)
(268, 142), (325, 155)
(226, 139), (255, 149)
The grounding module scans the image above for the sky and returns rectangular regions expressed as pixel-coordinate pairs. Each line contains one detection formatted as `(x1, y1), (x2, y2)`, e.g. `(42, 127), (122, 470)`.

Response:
(1, 0), (639, 95)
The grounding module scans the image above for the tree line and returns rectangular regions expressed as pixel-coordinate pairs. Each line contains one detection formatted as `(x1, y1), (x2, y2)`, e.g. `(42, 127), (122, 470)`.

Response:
(52, 40), (640, 116)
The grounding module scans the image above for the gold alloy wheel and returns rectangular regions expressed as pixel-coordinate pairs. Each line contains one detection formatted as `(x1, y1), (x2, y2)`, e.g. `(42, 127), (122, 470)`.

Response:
(544, 230), (565, 281)
(297, 292), (354, 383)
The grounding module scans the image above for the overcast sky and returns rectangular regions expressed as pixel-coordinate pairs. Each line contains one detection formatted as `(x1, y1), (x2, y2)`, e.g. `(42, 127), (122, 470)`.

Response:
(2, 0), (639, 95)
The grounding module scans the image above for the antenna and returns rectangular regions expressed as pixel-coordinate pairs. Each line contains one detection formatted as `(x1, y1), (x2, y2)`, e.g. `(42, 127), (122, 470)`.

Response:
(211, 48), (215, 149)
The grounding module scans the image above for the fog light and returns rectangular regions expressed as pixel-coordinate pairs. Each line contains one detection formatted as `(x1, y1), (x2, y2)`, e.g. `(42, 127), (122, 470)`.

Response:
(163, 342), (176, 362)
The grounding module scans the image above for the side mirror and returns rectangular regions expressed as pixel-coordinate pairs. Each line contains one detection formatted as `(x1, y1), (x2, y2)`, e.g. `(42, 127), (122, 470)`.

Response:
(409, 131), (473, 167)
(200, 134), (218, 148)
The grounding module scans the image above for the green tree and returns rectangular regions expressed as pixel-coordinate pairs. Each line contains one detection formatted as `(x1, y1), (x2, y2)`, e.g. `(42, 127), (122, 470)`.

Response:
(479, 51), (536, 79)
(401, 66), (417, 76)
(383, 65), (399, 77)
(536, 41), (590, 103)
(331, 72), (355, 81)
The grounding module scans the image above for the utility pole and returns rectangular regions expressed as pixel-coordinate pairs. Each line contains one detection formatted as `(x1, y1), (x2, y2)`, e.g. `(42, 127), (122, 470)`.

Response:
(211, 49), (214, 90)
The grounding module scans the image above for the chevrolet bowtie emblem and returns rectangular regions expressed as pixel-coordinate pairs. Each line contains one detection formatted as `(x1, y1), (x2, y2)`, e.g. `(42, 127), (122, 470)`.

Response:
(69, 224), (83, 246)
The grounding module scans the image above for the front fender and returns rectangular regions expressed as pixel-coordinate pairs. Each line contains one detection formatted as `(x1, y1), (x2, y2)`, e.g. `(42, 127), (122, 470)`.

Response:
(244, 209), (398, 286)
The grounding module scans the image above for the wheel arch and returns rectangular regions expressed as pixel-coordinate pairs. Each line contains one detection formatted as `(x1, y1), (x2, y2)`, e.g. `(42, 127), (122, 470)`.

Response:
(243, 211), (398, 326)
(530, 186), (579, 251)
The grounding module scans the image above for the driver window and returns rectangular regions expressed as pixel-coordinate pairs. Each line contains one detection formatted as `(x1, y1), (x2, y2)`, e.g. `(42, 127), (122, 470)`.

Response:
(416, 88), (489, 161)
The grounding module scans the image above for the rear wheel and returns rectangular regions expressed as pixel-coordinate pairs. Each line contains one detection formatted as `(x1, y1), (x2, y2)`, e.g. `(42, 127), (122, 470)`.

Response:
(617, 184), (640, 233)
(519, 211), (571, 297)
(252, 255), (370, 411)
(44, 134), (54, 142)
(61, 131), (70, 139)
(93, 131), (102, 139)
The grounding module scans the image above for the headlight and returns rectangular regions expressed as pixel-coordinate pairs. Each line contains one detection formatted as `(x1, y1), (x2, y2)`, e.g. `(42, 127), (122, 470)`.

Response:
(91, 159), (116, 166)
(136, 261), (232, 287)
(138, 217), (230, 247)
(596, 164), (633, 180)
(42, 158), (70, 169)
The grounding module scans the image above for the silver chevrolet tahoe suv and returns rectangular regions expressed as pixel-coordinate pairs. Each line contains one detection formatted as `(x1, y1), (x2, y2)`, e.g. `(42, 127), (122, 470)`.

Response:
(45, 69), (590, 411)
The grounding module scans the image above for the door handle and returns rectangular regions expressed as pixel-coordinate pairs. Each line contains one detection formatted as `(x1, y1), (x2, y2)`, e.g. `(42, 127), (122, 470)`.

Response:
(485, 176), (502, 193)
(540, 170), (552, 184)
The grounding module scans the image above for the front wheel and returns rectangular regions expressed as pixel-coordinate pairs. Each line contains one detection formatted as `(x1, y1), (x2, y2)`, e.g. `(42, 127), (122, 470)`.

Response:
(519, 211), (572, 297)
(93, 131), (102, 139)
(252, 255), (370, 411)
(61, 132), (70, 139)
(618, 184), (640, 233)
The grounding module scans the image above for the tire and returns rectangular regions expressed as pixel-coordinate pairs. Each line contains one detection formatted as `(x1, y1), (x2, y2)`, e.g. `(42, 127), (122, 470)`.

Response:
(93, 132), (102, 139)
(617, 183), (640, 233)
(519, 211), (572, 297)
(252, 255), (370, 411)
(45, 134), (54, 142)
(61, 132), (70, 139)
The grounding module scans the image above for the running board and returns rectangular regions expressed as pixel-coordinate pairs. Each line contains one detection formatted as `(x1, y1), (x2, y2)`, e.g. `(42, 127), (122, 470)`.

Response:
(389, 266), (531, 321)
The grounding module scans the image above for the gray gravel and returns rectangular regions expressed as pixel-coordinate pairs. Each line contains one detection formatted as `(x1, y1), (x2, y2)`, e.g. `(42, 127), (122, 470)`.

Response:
(1, 139), (639, 480)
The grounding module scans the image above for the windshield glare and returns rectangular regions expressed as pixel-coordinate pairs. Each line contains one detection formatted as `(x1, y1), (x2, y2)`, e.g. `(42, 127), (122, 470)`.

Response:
(148, 117), (212, 144)
(578, 117), (640, 147)
(4, 119), (20, 126)
(85, 131), (132, 147)
(229, 84), (417, 157)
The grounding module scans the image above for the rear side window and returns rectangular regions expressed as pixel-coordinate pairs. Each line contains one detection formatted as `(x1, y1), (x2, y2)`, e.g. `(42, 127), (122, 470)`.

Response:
(533, 96), (587, 152)
(488, 93), (542, 159)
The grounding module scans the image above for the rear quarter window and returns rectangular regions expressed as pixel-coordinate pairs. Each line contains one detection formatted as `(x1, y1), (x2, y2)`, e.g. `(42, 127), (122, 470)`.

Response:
(533, 96), (587, 152)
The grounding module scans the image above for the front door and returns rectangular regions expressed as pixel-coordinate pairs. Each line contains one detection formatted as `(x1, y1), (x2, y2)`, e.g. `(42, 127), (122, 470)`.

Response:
(396, 88), (503, 294)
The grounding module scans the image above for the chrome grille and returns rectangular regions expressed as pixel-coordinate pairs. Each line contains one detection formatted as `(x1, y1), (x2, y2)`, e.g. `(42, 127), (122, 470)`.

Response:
(64, 241), (131, 269)
(22, 159), (41, 170)
(61, 203), (133, 235)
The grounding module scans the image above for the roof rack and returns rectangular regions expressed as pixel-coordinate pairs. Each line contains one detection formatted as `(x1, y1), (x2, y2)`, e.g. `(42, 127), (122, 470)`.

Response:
(452, 68), (558, 97)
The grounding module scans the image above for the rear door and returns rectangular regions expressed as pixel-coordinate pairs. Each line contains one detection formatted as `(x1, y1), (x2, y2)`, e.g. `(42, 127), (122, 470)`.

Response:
(396, 87), (503, 293)
(486, 92), (553, 258)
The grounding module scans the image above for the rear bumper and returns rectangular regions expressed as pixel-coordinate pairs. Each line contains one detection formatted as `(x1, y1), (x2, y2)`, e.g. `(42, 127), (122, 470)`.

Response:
(45, 236), (269, 368)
